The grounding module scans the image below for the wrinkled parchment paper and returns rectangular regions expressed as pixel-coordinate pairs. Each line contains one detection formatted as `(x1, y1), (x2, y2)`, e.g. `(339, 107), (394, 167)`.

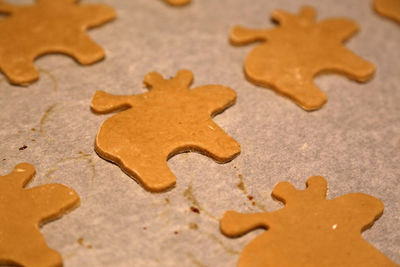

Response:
(0, 0), (399, 266)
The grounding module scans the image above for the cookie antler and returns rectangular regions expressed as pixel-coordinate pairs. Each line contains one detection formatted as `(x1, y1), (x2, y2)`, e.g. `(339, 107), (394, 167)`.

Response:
(272, 176), (328, 204)
(272, 6), (316, 25)
(143, 70), (194, 90)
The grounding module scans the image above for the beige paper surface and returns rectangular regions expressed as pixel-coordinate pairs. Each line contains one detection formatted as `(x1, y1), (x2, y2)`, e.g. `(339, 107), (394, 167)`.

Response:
(0, 0), (399, 266)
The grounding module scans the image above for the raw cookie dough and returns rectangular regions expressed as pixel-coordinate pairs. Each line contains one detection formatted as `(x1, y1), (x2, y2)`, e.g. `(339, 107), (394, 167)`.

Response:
(0, 163), (80, 267)
(91, 70), (240, 192)
(0, 0), (116, 85)
(230, 6), (376, 111)
(163, 0), (191, 6)
(374, 0), (400, 23)
(220, 176), (398, 267)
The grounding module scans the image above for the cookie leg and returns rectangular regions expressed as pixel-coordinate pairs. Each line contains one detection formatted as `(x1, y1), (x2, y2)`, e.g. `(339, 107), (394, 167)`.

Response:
(119, 153), (177, 192)
(238, 233), (271, 267)
(190, 121), (240, 163)
(330, 48), (376, 82)
(275, 78), (327, 111)
(18, 247), (62, 267)
(63, 34), (105, 65)
(5, 228), (63, 267)
(0, 58), (39, 85)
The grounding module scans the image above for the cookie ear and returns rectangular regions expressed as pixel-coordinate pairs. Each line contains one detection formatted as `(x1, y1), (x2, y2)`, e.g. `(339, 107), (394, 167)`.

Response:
(305, 176), (327, 199)
(272, 181), (297, 203)
(271, 9), (293, 24)
(143, 72), (165, 90)
(174, 70), (193, 88)
(298, 6), (316, 21)
(271, 6), (316, 25)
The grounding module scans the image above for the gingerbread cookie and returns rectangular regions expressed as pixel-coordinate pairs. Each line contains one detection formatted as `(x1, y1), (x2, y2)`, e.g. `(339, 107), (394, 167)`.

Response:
(0, 0), (116, 85)
(0, 163), (80, 267)
(220, 176), (397, 267)
(163, 0), (191, 6)
(91, 70), (240, 192)
(230, 6), (376, 110)
(374, 0), (400, 23)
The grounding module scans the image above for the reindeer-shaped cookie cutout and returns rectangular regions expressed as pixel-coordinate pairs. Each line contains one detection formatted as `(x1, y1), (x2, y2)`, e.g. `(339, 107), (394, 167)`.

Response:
(374, 0), (400, 24)
(230, 6), (376, 111)
(0, 0), (116, 85)
(91, 70), (241, 192)
(163, 0), (191, 6)
(0, 163), (80, 267)
(220, 176), (398, 267)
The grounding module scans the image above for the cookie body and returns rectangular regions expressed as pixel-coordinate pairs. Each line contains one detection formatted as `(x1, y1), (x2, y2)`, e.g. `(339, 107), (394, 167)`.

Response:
(92, 70), (240, 192)
(231, 6), (375, 110)
(0, 163), (80, 267)
(0, 0), (116, 85)
(220, 176), (398, 267)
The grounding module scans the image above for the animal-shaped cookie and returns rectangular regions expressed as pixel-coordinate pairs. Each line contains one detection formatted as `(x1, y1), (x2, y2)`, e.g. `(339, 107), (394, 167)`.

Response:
(0, 0), (116, 85)
(0, 163), (80, 267)
(163, 0), (191, 6)
(374, 0), (400, 23)
(91, 70), (241, 192)
(230, 6), (376, 111)
(220, 176), (398, 267)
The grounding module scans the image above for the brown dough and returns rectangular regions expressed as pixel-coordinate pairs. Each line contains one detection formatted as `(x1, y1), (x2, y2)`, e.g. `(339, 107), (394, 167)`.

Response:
(0, 0), (116, 85)
(220, 176), (398, 267)
(374, 0), (400, 23)
(230, 6), (376, 111)
(163, 0), (191, 6)
(91, 70), (241, 192)
(0, 163), (80, 267)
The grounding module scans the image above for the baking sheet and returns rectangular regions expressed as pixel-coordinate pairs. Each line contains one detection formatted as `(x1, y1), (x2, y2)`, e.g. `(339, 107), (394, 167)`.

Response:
(0, 0), (399, 266)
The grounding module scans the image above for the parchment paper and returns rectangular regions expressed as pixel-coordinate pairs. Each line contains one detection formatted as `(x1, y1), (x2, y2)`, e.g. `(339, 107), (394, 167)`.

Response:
(0, 0), (399, 266)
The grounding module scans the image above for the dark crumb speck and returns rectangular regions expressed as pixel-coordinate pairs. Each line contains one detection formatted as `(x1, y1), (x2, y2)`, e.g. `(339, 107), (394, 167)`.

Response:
(2, 159), (6, 161)
(174, 231), (179, 235)
(31, 139), (35, 142)
(31, 128), (36, 131)
(190, 206), (200, 214)
(188, 222), (198, 230)
(19, 145), (27, 151)
(143, 227), (147, 230)
(247, 195), (254, 201)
